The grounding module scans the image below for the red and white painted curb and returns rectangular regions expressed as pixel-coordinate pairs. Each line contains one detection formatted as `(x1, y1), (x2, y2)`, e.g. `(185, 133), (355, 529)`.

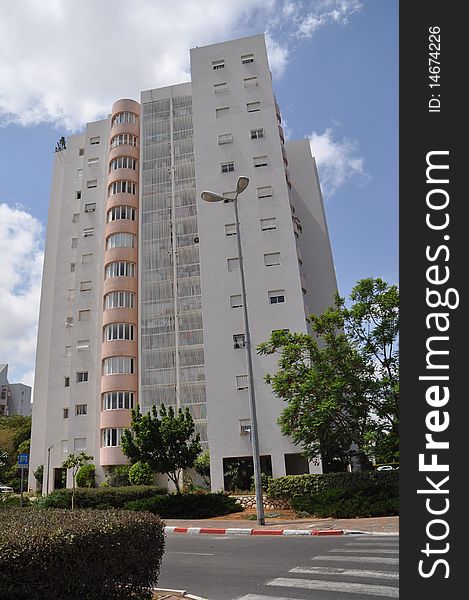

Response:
(164, 526), (347, 537)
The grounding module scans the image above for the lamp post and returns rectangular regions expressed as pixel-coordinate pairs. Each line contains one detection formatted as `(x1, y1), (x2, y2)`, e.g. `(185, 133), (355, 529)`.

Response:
(201, 176), (265, 525)
(46, 444), (53, 496)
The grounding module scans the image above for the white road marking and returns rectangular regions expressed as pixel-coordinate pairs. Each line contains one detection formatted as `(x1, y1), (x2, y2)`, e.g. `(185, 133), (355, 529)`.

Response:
(166, 551), (215, 556)
(345, 542), (399, 547)
(312, 555), (399, 565)
(236, 595), (298, 600)
(266, 577), (399, 598)
(330, 548), (399, 554)
(290, 565), (399, 580)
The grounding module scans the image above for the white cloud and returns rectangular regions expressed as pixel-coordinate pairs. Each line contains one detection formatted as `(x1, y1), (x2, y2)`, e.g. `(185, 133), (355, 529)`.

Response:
(308, 127), (368, 198)
(0, 204), (44, 385)
(0, 0), (362, 131)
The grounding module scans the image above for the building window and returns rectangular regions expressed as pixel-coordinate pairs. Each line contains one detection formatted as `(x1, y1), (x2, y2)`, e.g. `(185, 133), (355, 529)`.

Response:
(105, 261), (135, 278)
(233, 334), (245, 349)
(76, 191), (82, 200)
(218, 133), (233, 145)
(102, 428), (123, 447)
(74, 438), (87, 451)
(104, 291), (135, 309)
(250, 128), (264, 139)
(80, 280), (92, 291)
(243, 76), (258, 87)
(112, 112), (137, 127)
(65, 345), (72, 357)
(216, 107), (229, 118)
(88, 157), (99, 165)
(225, 223), (237, 236)
(78, 309), (90, 321)
(257, 186), (272, 198)
(65, 317), (73, 327)
(70, 263), (76, 272)
(110, 133), (138, 149)
(264, 252), (281, 267)
(82, 253), (93, 264)
(75, 404), (88, 416)
(72, 213), (80, 223)
(236, 375), (248, 390)
(90, 136), (100, 145)
(77, 339), (89, 351)
(106, 232), (136, 249)
(212, 60), (225, 70)
(227, 258), (239, 271)
(84, 203), (96, 213)
(76, 371), (89, 383)
(67, 288), (75, 300)
(221, 162), (235, 174)
(254, 155), (268, 168)
(63, 408), (69, 418)
(214, 82), (228, 94)
(223, 192), (235, 203)
(61, 440), (68, 453)
(241, 53), (254, 64)
(247, 101), (261, 113)
(87, 179), (97, 189)
(102, 391), (134, 411)
(79, 148), (84, 156)
(108, 180), (136, 196)
(109, 156), (137, 172)
(83, 227), (94, 237)
(103, 356), (135, 375)
(269, 290), (286, 304)
(77, 169), (83, 178)
(71, 237), (78, 248)
(260, 217), (277, 231)
(64, 377), (70, 388)
(240, 419), (252, 435)
(230, 294), (242, 308)
(107, 205), (136, 222)
(104, 323), (135, 342)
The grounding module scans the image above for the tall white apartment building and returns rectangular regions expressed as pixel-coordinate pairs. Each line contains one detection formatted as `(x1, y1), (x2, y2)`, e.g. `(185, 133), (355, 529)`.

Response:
(29, 34), (337, 492)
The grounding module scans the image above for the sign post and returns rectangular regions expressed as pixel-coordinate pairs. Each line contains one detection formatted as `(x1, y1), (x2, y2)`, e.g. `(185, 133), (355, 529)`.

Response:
(17, 454), (29, 508)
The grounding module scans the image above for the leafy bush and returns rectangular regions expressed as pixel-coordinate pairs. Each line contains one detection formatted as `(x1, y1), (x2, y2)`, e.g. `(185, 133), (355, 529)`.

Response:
(107, 464), (131, 487)
(291, 485), (399, 518)
(267, 471), (398, 499)
(129, 462), (154, 486)
(0, 508), (165, 600)
(125, 491), (243, 519)
(37, 485), (167, 509)
(75, 464), (96, 488)
(0, 494), (30, 509)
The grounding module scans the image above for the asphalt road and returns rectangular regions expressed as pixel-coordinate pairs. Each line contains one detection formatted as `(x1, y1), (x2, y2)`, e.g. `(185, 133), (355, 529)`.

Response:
(157, 534), (399, 599)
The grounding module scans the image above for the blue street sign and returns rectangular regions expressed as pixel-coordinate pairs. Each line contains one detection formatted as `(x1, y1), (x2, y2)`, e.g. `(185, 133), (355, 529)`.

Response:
(18, 453), (29, 467)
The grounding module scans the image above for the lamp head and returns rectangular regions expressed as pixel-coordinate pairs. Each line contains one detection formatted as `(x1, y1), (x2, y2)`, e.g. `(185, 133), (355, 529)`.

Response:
(201, 190), (225, 203)
(236, 176), (249, 195)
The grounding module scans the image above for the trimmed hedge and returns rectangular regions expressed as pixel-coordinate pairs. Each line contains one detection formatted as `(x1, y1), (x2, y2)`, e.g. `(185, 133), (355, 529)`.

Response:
(125, 491), (243, 518)
(267, 471), (399, 499)
(0, 494), (31, 509)
(0, 508), (165, 600)
(37, 485), (167, 509)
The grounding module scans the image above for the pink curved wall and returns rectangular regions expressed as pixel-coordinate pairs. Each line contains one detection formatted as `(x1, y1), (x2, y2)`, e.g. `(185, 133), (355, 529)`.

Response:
(100, 98), (141, 468)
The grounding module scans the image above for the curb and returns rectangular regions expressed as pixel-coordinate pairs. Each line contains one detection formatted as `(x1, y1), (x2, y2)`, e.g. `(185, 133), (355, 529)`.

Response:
(152, 588), (208, 600)
(164, 526), (347, 537)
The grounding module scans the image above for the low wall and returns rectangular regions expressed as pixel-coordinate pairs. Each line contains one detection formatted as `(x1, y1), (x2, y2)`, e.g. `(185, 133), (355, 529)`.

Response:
(230, 495), (291, 510)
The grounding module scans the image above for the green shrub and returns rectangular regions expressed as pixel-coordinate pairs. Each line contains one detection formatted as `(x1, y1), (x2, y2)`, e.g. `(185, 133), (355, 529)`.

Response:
(267, 471), (398, 499)
(0, 508), (165, 600)
(0, 494), (30, 509)
(75, 463), (96, 488)
(107, 464), (131, 486)
(125, 491), (243, 519)
(37, 485), (167, 509)
(291, 483), (399, 518)
(129, 462), (154, 486)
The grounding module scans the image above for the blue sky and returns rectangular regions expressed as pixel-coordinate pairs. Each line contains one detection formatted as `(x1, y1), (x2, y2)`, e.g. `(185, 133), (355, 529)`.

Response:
(0, 0), (398, 386)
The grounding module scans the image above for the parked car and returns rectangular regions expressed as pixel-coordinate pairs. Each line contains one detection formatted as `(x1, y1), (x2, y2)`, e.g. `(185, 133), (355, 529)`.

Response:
(0, 482), (14, 493)
(376, 465), (396, 471)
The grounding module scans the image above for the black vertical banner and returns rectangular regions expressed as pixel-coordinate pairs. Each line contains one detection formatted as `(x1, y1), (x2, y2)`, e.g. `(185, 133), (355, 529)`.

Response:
(400, 3), (465, 598)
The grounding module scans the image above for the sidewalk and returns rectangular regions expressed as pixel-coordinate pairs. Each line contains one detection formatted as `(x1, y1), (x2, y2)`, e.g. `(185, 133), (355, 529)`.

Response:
(163, 515), (399, 535)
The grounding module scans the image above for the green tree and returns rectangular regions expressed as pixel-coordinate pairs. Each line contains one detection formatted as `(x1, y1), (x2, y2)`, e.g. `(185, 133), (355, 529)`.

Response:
(129, 461), (153, 486)
(122, 404), (202, 493)
(61, 452), (93, 508)
(0, 416), (31, 491)
(258, 278), (399, 470)
(33, 464), (44, 491)
(75, 463), (96, 488)
(194, 450), (211, 487)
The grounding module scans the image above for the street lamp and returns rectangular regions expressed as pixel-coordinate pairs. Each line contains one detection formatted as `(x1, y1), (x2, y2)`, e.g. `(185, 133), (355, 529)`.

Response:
(46, 444), (53, 496)
(201, 176), (265, 526)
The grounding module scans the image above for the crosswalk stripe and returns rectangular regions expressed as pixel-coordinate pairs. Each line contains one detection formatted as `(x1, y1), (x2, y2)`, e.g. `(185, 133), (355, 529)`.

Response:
(330, 548), (399, 554)
(345, 542), (399, 547)
(236, 595), (299, 600)
(313, 555), (399, 565)
(290, 566), (399, 580)
(266, 577), (399, 598)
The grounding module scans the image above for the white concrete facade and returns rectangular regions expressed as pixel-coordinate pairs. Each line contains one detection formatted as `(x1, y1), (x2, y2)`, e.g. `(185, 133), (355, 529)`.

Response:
(29, 34), (337, 493)
(0, 364), (32, 417)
